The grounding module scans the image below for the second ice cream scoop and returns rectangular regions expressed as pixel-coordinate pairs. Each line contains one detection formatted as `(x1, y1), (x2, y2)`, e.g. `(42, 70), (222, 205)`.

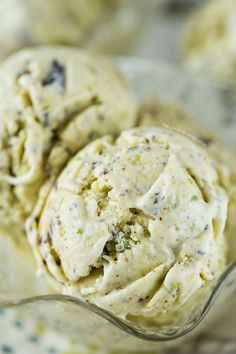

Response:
(183, 0), (236, 86)
(0, 46), (137, 239)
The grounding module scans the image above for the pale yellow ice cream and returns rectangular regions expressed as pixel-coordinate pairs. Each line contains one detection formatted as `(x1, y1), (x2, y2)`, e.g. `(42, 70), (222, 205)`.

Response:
(183, 0), (236, 85)
(28, 127), (228, 323)
(0, 0), (117, 61)
(139, 98), (236, 264)
(138, 98), (202, 135)
(0, 46), (137, 239)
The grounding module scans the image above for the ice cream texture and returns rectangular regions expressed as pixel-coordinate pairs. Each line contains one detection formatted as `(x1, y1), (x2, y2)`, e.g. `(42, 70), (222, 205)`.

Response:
(28, 126), (228, 321)
(0, 46), (137, 238)
(138, 98), (236, 263)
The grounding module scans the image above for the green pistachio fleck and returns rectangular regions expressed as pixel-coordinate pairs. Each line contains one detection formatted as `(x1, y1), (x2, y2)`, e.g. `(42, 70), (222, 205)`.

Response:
(172, 200), (179, 209)
(191, 195), (198, 201)
(190, 223), (196, 233)
(115, 238), (132, 252)
(124, 239), (132, 250)
(77, 228), (83, 235)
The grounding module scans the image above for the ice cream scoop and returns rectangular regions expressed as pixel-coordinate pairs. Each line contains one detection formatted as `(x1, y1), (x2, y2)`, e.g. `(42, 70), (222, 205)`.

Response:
(28, 127), (228, 323)
(0, 0), (115, 61)
(0, 46), (137, 239)
(183, 0), (236, 85)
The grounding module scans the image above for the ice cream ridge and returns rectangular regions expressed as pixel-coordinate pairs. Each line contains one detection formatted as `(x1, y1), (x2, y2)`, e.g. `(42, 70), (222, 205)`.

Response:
(28, 126), (228, 323)
(0, 46), (137, 239)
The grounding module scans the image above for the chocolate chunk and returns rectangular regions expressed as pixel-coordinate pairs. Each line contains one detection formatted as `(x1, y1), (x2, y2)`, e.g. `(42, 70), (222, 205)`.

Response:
(49, 220), (54, 236)
(200, 137), (213, 146)
(42, 60), (65, 89)
(43, 112), (50, 127)
(103, 168), (109, 175)
(197, 249), (205, 256)
(37, 237), (42, 246)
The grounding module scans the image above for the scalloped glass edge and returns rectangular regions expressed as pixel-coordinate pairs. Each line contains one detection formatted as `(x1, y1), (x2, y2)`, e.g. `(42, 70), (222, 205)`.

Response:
(0, 260), (235, 342)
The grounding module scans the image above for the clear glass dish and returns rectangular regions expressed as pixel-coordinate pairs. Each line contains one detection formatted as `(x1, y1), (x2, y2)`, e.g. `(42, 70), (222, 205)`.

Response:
(1, 58), (236, 354)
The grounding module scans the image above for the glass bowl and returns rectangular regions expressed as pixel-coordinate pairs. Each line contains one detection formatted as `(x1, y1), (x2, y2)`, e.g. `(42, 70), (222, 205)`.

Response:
(1, 58), (236, 353)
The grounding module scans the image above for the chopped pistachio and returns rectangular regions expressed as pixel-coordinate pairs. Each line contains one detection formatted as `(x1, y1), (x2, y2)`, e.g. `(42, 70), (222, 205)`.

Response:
(172, 200), (179, 209)
(191, 195), (198, 201)
(77, 228), (83, 235)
